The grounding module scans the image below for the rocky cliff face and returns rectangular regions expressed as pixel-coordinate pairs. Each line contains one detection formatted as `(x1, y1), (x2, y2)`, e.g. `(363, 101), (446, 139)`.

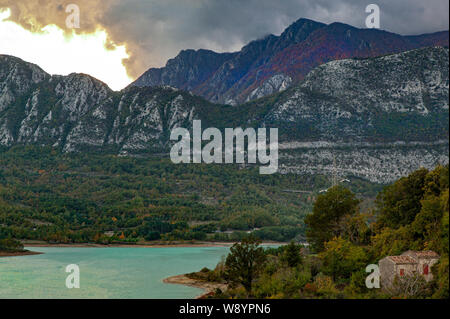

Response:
(0, 46), (448, 183)
(133, 49), (235, 93)
(131, 18), (449, 105)
(259, 47), (449, 143)
(0, 55), (210, 154)
(246, 47), (449, 182)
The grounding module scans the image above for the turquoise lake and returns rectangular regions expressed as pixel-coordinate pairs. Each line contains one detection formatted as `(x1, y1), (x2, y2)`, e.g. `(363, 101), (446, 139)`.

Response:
(0, 246), (230, 299)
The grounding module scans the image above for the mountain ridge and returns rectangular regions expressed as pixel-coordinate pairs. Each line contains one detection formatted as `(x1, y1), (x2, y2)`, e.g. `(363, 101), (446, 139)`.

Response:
(131, 18), (449, 105)
(0, 46), (448, 182)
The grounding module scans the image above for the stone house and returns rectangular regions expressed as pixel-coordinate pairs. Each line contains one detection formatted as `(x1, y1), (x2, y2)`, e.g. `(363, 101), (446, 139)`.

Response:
(379, 250), (439, 288)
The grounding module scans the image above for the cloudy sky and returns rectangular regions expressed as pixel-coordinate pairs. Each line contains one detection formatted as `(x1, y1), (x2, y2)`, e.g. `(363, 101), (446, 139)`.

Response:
(0, 0), (448, 89)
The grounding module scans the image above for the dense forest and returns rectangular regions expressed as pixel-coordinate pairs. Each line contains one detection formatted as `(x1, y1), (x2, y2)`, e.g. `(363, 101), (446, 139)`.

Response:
(0, 146), (381, 245)
(188, 165), (449, 299)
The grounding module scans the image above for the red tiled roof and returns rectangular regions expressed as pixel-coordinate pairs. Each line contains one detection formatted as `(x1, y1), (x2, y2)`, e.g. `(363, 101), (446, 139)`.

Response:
(402, 250), (440, 259)
(387, 256), (417, 264)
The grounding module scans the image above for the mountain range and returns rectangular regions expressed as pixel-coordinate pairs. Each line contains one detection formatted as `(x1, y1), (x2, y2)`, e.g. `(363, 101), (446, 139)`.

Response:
(131, 18), (449, 105)
(0, 18), (448, 183)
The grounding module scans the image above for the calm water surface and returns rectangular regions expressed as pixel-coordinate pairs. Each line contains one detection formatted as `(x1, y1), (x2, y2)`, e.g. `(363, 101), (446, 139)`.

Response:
(0, 246), (230, 299)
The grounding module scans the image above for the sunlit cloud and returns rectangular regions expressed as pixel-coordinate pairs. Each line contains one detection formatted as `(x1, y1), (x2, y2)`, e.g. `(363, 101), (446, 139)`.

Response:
(0, 8), (132, 91)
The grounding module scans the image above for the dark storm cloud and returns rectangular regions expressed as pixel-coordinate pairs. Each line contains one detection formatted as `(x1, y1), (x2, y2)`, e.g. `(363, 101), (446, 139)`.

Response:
(1, 0), (448, 78)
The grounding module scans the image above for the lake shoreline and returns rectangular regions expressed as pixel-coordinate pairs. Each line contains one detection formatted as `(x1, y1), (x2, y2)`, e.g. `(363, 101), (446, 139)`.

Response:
(23, 241), (285, 249)
(0, 250), (43, 257)
(163, 274), (227, 299)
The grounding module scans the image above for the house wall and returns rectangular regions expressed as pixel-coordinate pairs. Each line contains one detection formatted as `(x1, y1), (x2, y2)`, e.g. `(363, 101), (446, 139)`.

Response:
(394, 263), (417, 277)
(379, 258), (395, 288)
(416, 258), (439, 282)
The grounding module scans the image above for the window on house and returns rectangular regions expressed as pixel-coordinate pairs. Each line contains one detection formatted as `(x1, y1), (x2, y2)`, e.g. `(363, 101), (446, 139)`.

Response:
(400, 269), (405, 276)
(423, 264), (429, 275)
